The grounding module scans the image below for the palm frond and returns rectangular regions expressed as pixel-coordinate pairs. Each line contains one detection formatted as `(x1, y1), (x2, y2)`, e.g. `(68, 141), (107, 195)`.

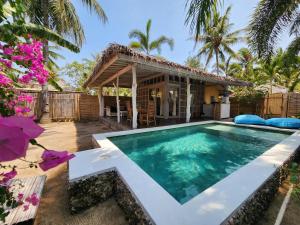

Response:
(185, 0), (220, 39)
(150, 36), (174, 54)
(48, 75), (63, 91)
(290, 12), (300, 36)
(80, 0), (108, 23)
(49, 0), (85, 47)
(249, 0), (298, 59)
(0, 23), (80, 52)
(129, 41), (143, 50)
(146, 19), (152, 42)
(128, 29), (148, 51)
(286, 36), (300, 58)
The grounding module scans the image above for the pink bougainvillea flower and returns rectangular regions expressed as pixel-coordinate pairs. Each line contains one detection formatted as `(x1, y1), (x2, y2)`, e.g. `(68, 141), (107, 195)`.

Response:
(17, 193), (24, 202)
(0, 125), (29, 162)
(0, 116), (44, 139)
(3, 47), (13, 55)
(23, 204), (29, 211)
(25, 193), (39, 206)
(0, 58), (12, 68)
(18, 94), (33, 103)
(39, 150), (75, 171)
(0, 74), (12, 86)
(0, 169), (17, 184)
(11, 55), (24, 61)
(14, 106), (31, 116)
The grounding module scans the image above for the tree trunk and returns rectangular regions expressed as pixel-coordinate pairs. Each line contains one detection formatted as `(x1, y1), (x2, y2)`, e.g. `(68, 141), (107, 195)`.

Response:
(40, 0), (51, 123)
(215, 49), (220, 76)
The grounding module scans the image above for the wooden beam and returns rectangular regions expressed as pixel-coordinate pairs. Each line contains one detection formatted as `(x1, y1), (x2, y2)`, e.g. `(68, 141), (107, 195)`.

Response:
(132, 65), (138, 129)
(100, 64), (133, 87)
(137, 73), (164, 84)
(186, 77), (192, 123)
(85, 55), (119, 88)
(163, 74), (169, 119)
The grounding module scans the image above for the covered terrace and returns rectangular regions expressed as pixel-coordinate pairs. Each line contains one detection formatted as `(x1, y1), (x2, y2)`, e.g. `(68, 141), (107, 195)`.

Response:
(84, 44), (250, 129)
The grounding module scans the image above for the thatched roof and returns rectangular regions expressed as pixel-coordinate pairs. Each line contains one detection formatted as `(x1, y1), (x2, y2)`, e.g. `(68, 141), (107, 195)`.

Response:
(84, 44), (251, 88)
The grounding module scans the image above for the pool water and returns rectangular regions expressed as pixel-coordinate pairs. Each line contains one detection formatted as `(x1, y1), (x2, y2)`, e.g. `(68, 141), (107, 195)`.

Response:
(109, 124), (290, 204)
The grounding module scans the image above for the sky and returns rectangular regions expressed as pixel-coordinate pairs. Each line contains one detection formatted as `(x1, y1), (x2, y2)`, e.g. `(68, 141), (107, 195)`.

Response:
(56, 0), (291, 70)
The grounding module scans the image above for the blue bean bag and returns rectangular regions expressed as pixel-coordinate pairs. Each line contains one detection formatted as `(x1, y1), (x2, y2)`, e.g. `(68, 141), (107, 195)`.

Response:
(265, 118), (300, 129)
(234, 114), (266, 125)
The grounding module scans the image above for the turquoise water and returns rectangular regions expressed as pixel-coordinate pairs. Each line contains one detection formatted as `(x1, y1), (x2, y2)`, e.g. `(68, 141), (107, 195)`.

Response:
(109, 124), (290, 204)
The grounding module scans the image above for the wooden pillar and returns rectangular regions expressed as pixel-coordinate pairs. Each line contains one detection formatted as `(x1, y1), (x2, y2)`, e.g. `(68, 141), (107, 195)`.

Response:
(163, 74), (169, 119)
(132, 65), (138, 129)
(98, 87), (104, 117)
(186, 77), (192, 123)
(116, 77), (120, 123)
(178, 76), (181, 119)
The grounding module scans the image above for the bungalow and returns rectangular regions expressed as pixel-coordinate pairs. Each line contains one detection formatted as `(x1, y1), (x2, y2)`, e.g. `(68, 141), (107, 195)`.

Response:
(84, 44), (250, 128)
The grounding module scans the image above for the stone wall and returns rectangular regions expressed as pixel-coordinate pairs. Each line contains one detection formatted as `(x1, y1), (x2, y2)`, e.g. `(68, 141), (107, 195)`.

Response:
(115, 176), (154, 225)
(69, 170), (153, 225)
(69, 171), (116, 213)
(222, 150), (300, 225)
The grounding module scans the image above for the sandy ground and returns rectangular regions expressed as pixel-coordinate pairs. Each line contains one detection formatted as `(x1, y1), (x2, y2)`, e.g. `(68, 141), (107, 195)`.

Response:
(4, 121), (127, 225)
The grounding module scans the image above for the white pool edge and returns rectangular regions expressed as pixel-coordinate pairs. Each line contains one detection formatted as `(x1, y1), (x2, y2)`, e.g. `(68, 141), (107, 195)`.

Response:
(69, 121), (300, 225)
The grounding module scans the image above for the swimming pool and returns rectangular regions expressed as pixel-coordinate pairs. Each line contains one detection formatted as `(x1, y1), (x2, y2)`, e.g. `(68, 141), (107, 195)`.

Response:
(109, 124), (290, 204)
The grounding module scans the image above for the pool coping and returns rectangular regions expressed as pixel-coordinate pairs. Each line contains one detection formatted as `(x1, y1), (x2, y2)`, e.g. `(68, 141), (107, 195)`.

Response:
(69, 121), (300, 225)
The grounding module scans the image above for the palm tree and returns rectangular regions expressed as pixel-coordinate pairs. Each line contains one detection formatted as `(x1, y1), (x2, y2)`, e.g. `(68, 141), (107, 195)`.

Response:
(256, 51), (282, 94)
(249, 0), (300, 59)
(129, 19), (174, 55)
(276, 50), (300, 92)
(24, 0), (107, 47)
(195, 6), (243, 75)
(235, 48), (257, 80)
(185, 56), (203, 69)
(214, 56), (233, 76)
(0, 1), (79, 52)
(23, 0), (107, 122)
(185, 0), (220, 40)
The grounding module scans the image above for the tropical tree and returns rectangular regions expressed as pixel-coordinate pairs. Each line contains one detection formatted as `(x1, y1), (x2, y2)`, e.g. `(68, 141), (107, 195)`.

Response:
(60, 56), (98, 92)
(185, 56), (203, 69)
(214, 56), (234, 76)
(24, 0), (107, 47)
(185, 0), (220, 39)
(234, 48), (258, 81)
(249, 0), (300, 59)
(256, 51), (282, 93)
(276, 50), (300, 92)
(0, 1), (79, 52)
(195, 6), (243, 75)
(22, 0), (107, 121)
(129, 19), (174, 55)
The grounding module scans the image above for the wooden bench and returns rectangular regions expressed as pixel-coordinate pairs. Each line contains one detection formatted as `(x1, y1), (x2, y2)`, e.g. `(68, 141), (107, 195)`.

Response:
(4, 176), (46, 225)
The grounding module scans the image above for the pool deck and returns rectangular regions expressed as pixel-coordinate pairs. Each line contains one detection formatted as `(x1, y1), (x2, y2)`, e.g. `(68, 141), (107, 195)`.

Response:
(69, 121), (300, 225)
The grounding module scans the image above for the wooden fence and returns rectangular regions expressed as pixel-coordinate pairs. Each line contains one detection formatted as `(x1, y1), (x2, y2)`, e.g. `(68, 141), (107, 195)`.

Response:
(49, 92), (81, 121)
(231, 93), (300, 118)
(79, 94), (99, 121)
(19, 91), (98, 121)
(17, 90), (43, 119)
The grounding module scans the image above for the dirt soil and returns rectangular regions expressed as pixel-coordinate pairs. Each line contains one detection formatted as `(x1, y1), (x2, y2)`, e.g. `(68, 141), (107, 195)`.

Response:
(4, 121), (128, 225)
(257, 180), (300, 225)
